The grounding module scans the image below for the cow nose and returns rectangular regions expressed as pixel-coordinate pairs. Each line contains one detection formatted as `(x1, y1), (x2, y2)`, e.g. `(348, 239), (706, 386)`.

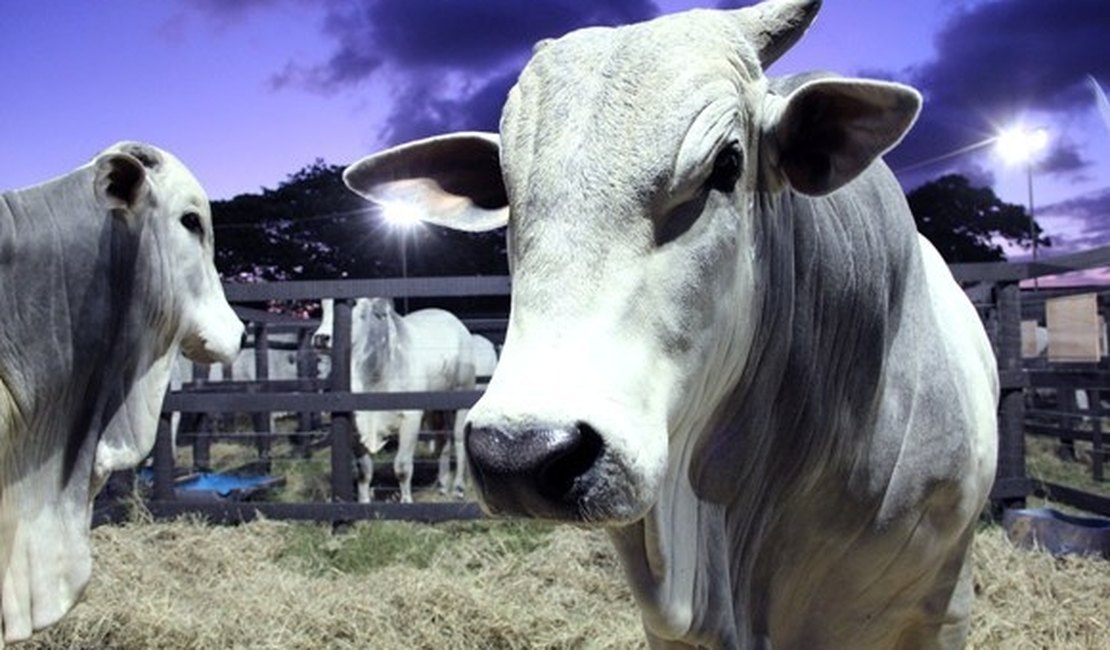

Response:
(312, 333), (330, 349)
(466, 422), (604, 519)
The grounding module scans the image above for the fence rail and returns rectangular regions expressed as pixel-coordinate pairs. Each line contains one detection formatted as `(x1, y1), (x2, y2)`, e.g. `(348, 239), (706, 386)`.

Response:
(95, 246), (1110, 525)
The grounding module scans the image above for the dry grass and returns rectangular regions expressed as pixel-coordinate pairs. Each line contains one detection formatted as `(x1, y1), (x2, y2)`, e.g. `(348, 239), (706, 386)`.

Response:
(22, 514), (1108, 649)
(971, 526), (1109, 649)
(26, 515), (644, 650)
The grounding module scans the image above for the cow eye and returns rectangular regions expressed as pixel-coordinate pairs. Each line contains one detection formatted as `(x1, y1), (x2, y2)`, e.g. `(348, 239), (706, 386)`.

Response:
(707, 142), (743, 193)
(180, 212), (203, 236)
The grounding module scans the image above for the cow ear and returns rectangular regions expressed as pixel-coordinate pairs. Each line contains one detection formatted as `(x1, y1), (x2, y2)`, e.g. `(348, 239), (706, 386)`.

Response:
(769, 78), (921, 196)
(94, 152), (151, 214)
(343, 132), (509, 232)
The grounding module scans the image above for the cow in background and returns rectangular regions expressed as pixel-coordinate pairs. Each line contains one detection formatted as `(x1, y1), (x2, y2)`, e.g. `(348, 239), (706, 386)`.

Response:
(470, 334), (499, 388)
(314, 298), (475, 502)
(433, 333), (499, 496)
(0, 142), (242, 641)
(169, 330), (318, 447)
(339, 0), (999, 647)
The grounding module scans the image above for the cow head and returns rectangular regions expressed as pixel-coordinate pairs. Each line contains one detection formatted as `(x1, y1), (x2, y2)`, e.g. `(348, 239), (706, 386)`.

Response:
(93, 142), (242, 365)
(313, 297), (397, 385)
(342, 0), (919, 525)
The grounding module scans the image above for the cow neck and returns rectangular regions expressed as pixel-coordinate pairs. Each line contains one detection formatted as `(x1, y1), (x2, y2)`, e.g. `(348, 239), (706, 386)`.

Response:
(625, 166), (919, 646)
(356, 309), (408, 388)
(0, 168), (172, 510)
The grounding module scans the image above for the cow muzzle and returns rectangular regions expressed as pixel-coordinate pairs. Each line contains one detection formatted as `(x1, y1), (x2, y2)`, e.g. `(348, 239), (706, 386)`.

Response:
(466, 422), (612, 521)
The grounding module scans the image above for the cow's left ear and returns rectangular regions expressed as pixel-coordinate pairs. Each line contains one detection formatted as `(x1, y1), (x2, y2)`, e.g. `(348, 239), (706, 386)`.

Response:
(769, 79), (921, 196)
(93, 152), (151, 215)
(344, 132), (509, 232)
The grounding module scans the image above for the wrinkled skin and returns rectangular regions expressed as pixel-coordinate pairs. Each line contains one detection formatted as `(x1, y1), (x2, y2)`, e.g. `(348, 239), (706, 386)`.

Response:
(0, 142), (242, 642)
(339, 1), (998, 647)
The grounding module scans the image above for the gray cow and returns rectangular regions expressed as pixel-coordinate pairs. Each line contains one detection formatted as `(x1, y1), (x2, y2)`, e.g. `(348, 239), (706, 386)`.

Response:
(0, 142), (243, 642)
(340, 1), (999, 648)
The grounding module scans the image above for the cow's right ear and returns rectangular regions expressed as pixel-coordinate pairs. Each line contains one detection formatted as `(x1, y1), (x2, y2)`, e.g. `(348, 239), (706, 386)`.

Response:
(94, 152), (151, 215)
(343, 132), (509, 232)
(767, 78), (921, 196)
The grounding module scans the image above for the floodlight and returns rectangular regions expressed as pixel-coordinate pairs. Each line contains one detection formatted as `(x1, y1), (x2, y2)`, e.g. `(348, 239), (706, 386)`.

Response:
(996, 126), (1048, 165)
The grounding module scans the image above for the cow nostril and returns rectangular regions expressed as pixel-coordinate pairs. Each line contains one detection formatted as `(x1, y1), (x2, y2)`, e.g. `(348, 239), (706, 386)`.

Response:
(537, 422), (604, 502)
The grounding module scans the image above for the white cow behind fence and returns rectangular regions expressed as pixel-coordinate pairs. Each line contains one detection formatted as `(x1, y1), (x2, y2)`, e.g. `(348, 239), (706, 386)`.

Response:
(470, 334), (499, 386)
(433, 334), (499, 494)
(168, 331), (313, 442)
(340, 0), (999, 646)
(0, 142), (242, 641)
(314, 298), (476, 502)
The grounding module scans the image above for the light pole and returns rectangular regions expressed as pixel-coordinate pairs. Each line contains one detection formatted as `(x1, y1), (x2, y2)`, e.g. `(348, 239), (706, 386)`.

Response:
(996, 126), (1048, 286)
(380, 202), (421, 312)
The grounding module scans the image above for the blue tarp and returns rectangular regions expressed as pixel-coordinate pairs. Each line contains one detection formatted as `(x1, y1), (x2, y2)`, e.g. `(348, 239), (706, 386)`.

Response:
(176, 472), (278, 497)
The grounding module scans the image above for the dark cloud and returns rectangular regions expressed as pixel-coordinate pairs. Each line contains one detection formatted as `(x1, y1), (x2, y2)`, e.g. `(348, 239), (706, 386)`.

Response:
(382, 71), (519, 144)
(886, 0), (1109, 181)
(1040, 188), (1110, 252)
(916, 0), (1108, 114)
(267, 0), (657, 143)
(323, 0), (657, 72)
(182, 0), (292, 25)
(1040, 142), (1090, 177)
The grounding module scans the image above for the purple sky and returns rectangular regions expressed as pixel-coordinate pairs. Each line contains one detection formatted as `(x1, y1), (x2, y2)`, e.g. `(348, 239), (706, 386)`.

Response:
(2, 0), (1107, 266)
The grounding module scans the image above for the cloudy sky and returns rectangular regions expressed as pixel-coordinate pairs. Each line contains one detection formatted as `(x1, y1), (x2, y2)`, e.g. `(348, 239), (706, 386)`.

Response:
(2, 0), (1107, 261)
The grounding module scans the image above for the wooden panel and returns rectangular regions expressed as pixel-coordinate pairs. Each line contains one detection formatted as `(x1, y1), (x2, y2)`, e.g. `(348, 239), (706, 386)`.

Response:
(1021, 320), (1044, 358)
(1046, 293), (1102, 363)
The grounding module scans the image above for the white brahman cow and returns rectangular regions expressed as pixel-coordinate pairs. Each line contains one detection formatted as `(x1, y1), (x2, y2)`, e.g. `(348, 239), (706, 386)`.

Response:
(470, 334), (498, 387)
(314, 298), (476, 503)
(0, 142), (242, 642)
(338, 1), (1000, 647)
(432, 333), (498, 495)
(169, 331), (312, 442)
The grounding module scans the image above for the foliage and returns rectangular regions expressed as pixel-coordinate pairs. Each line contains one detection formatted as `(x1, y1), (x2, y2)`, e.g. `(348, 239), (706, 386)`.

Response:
(212, 160), (508, 283)
(213, 164), (1050, 282)
(907, 174), (1051, 263)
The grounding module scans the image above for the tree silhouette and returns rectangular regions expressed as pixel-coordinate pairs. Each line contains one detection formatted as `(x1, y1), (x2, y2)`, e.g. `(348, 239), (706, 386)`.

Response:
(907, 174), (1050, 263)
(212, 161), (508, 283)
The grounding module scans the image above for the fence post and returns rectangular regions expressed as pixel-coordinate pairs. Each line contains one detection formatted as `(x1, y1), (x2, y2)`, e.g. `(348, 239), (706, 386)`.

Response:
(153, 412), (176, 502)
(1094, 400), (1105, 483)
(295, 328), (317, 458)
(994, 279), (1029, 511)
(192, 361), (212, 472)
(252, 323), (272, 465)
(330, 299), (355, 503)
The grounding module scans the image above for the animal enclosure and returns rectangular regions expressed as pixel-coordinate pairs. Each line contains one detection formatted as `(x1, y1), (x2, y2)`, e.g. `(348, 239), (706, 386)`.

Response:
(96, 247), (1110, 524)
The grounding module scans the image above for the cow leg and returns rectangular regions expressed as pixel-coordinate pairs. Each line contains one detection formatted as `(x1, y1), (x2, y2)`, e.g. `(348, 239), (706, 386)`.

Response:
(353, 439), (374, 503)
(394, 410), (421, 503)
(451, 408), (468, 499)
(891, 526), (977, 650)
(435, 429), (452, 496)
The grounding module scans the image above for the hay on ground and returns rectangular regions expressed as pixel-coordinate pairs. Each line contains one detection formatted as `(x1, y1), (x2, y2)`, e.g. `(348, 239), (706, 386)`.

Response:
(24, 518), (1108, 649)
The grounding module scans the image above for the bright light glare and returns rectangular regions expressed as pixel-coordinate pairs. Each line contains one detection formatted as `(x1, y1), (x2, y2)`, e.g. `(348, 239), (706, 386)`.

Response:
(996, 126), (1048, 164)
(379, 201), (422, 229)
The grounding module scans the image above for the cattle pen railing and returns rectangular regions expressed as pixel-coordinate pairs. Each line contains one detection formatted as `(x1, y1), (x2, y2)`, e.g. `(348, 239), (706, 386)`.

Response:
(953, 244), (1110, 517)
(96, 247), (1110, 525)
(100, 276), (511, 525)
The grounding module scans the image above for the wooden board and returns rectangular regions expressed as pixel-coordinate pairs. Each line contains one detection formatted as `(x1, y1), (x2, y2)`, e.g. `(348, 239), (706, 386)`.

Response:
(1046, 294), (1102, 363)
(1021, 320), (1045, 358)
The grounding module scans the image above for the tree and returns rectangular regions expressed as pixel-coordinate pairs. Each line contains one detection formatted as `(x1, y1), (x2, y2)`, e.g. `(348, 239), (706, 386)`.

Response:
(907, 174), (1050, 263)
(212, 161), (508, 282)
